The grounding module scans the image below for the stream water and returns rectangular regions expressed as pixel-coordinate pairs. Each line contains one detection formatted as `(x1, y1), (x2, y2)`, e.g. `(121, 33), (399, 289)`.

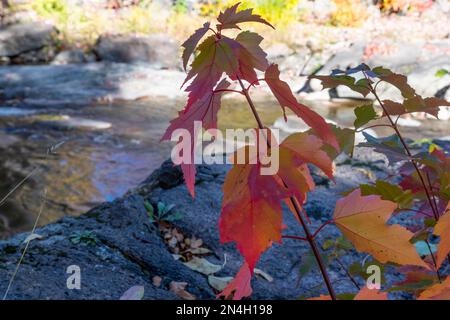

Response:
(0, 95), (448, 238)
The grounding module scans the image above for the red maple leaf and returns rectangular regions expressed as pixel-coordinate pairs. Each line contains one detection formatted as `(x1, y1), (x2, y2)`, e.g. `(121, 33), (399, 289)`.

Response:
(265, 64), (339, 151)
(161, 79), (230, 196)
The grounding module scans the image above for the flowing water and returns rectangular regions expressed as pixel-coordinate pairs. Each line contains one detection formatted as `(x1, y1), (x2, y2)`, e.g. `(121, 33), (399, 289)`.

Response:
(0, 95), (448, 237)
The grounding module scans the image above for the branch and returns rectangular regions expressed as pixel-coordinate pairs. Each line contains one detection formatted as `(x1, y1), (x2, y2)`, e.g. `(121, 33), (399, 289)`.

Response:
(312, 220), (334, 239)
(363, 71), (440, 221)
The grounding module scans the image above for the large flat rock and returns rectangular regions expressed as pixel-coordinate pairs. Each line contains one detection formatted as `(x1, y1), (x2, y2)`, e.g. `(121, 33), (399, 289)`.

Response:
(0, 22), (56, 57)
(0, 149), (412, 300)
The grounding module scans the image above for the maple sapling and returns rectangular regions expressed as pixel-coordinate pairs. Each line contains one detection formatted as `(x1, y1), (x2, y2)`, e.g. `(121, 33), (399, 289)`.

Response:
(162, 3), (450, 300)
(162, 3), (341, 299)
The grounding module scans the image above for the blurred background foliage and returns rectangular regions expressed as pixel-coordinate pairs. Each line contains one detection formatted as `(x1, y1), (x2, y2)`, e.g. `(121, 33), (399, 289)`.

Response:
(2, 0), (440, 48)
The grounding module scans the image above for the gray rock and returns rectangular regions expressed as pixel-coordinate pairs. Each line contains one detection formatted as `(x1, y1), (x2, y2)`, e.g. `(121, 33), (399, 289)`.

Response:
(52, 49), (90, 65)
(0, 22), (57, 58)
(94, 34), (179, 68)
(0, 194), (213, 299)
(266, 43), (294, 60)
(0, 63), (186, 105)
(311, 42), (367, 99)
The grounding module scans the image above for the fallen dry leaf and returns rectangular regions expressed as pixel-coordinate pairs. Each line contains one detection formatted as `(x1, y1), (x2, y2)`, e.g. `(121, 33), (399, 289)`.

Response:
(169, 281), (196, 300)
(152, 276), (162, 287)
(183, 257), (222, 275)
(23, 233), (43, 244)
(254, 268), (273, 282)
(208, 275), (233, 292)
(119, 286), (144, 300)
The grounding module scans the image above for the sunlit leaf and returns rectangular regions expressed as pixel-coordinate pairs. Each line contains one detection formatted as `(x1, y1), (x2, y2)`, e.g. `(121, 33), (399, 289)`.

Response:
(162, 79), (230, 196)
(334, 189), (429, 269)
(217, 2), (274, 30)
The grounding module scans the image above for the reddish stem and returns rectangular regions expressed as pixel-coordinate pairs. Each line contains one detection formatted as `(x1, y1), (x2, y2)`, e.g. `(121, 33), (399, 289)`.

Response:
(246, 78), (266, 91)
(398, 208), (433, 218)
(213, 89), (244, 95)
(236, 76), (337, 300)
(283, 235), (308, 241)
(363, 72), (440, 221)
(312, 220), (334, 239)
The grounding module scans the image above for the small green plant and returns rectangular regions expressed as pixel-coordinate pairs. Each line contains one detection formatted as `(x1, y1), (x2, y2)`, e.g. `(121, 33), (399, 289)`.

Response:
(145, 201), (183, 223)
(69, 231), (99, 246)
(435, 69), (449, 78)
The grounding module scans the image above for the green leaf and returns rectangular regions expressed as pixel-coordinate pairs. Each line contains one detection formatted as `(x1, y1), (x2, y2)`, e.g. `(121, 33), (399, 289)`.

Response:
(320, 125), (355, 159)
(157, 202), (166, 215)
(322, 239), (335, 250)
(435, 69), (449, 78)
(360, 180), (413, 209)
(335, 236), (354, 250)
(299, 251), (316, 278)
(337, 293), (356, 300)
(310, 75), (371, 97)
(354, 104), (377, 129)
(424, 218), (437, 228)
(388, 279), (434, 293)
(372, 66), (416, 99)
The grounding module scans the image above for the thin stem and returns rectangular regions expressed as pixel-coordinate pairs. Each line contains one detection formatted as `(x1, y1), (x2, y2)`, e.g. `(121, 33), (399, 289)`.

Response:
(335, 257), (360, 290)
(236, 76), (337, 300)
(283, 235), (308, 241)
(213, 89), (244, 95)
(289, 198), (337, 299)
(312, 220), (334, 239)
(425, 240), (442, 283)
(246, 78), (265, 91)
(364, 72), (440, 221)
(0, 167), (39, 208)
(3, 189), (47, 300)
(398, 208), (432, 218)
(208, 28), (218, 36)
(425, 171), (440, 218)
(356, 124), (393, 132)
(237, 77), (266, 130)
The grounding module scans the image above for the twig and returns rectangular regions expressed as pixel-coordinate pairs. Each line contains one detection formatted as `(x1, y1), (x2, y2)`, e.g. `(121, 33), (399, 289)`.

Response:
(283, 235), (308, 241)
(335, 257), (360, 290)
(0, 167), (39, 208)
(2, 189), (47, 300)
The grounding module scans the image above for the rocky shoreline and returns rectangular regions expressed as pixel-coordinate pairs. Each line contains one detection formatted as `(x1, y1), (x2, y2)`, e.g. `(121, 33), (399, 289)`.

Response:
(0, 148), (417, 300)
